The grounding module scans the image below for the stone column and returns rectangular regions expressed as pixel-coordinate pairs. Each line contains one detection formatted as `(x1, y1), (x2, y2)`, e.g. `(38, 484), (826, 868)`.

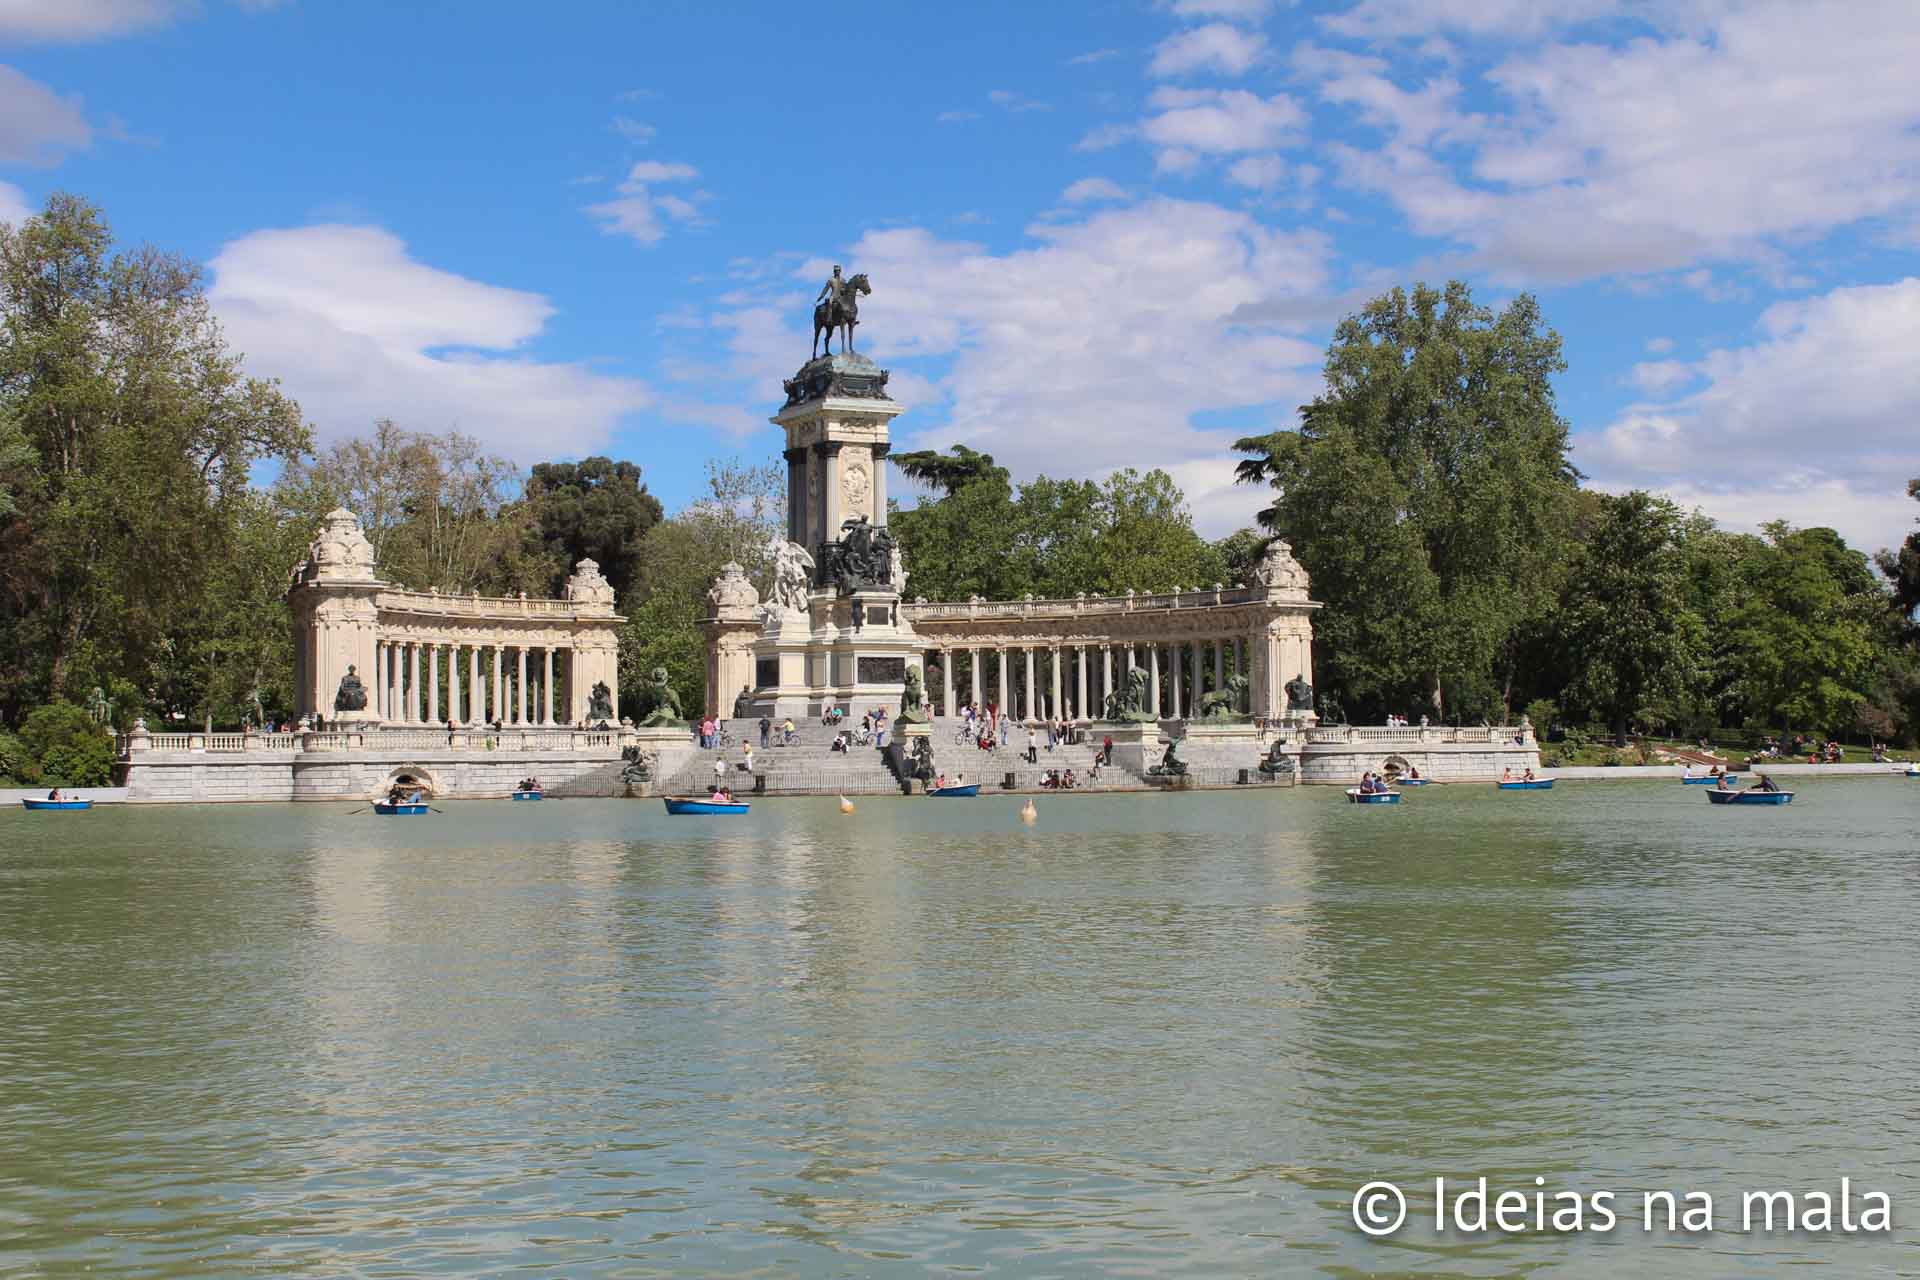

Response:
(940, 648), (955, 717)
(1102, 645), (1113, 711)
(1148, 645), (1160, 716)
(542, 647), (554, 724)
(469, 646), (481, 724)
(1076, 645), (1088, 721)
(970, 647), (982, 710)
(427, 644), (440, 724)
(400, 643), (414, 723)
(997, 648), (1008, 715)
(1024, 647), (1036, 720)
(1214, 639), (1224, 691)
(1234, 636), (1245, 680)
(1049, 647), (1062, 721)
(516, 647), (528, 725)
(1159, 640), (1175, 721)
(373, 640), (385, 719)
(1190, 640), (1204, 711)
(492, 646), (505, 724)
(449, 645), (461, 725)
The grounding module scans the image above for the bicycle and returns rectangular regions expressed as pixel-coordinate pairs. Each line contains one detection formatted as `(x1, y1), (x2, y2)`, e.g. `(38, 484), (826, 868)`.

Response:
(711, 725), (735, 750)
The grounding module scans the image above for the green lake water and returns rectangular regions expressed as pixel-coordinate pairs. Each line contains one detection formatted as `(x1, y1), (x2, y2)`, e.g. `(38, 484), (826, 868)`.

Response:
(3, 781), (1918, 1277)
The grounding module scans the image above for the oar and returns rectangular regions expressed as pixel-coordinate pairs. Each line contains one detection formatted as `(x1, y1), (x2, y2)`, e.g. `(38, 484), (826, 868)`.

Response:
(346, 806), (369, 815)
(428, 805), (445, 813)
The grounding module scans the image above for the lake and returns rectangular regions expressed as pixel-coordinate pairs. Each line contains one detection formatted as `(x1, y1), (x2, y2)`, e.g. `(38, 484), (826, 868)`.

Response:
(3, 780), (1916, 1277)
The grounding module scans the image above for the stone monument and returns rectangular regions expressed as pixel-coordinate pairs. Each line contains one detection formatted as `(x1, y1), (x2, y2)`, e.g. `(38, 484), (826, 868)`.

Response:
(725, 266), (920, 719)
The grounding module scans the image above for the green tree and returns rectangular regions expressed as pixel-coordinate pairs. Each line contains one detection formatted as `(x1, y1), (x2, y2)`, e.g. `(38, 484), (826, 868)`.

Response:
(1874, 477), (1920, 619)
(523, 456), (663, 598)
(1234, 281), (1579, 720)
(1553, 491), (1703, 741)
(18, 701), (115, 785)
(0, 193), (309, 715)
(620, 459), (784, 716)
(276, 420), (552, 595)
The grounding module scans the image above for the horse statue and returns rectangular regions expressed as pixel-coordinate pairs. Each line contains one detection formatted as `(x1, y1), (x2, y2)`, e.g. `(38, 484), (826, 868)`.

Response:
(812, 272), (871, 359)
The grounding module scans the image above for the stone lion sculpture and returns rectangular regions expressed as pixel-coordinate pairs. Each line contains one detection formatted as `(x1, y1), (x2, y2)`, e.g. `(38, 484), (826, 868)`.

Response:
(898, 666), (930, 724)
(1198, 673), (1250, 720)
(637, 666), (682, 727)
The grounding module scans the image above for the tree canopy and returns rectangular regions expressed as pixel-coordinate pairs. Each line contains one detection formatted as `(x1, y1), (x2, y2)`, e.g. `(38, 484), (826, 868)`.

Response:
(523, 456), (663, 598)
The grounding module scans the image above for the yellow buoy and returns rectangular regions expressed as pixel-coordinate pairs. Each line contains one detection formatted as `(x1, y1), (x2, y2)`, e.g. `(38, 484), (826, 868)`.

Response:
(839, 794), (855, 814)
(1019, 798), (1037, 825)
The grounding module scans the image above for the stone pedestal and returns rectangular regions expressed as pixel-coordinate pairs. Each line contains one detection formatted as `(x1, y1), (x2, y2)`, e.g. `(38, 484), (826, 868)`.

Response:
(627, 724), (697, 791)
(1094, 722), (1160, 775)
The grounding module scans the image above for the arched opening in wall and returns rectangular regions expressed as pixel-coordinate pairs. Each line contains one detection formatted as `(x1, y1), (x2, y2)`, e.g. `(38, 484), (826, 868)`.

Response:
(378, 765), (439, 801)
(1381, 754), (1411, 778)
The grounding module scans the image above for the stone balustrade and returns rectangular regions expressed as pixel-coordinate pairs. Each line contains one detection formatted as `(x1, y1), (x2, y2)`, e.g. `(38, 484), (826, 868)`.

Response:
(120, 724), (646, 757)
(1303, 724), (1535, 746)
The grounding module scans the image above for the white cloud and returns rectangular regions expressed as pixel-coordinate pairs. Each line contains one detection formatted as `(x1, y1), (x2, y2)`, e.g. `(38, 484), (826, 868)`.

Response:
(1312, 1), (1920, 281)
(1321, 0), (1620, 40)
(1645, 336), (1674, 354)
(1582, 277), (1920, 553)
(1228, 153), (1288, 190)
(585, 160), (702, 246)
(1150, 23), (1268, 77)
(208, 225), (651, 458)
(1626, 359), (1694, 397)
(610, 115), (654, 143)
(1140, 87), (1306, 162)
(1061, 177), (1128, 203)
(1168, 0), (1276, 18)
(0, 0), (172, 40)
(0, 65), (91, 164)
(988, 88), (1050, 113)
(722, 200), (1330, 530)
(0, 179), (30, 225)
(1067, 47), (1121, 65)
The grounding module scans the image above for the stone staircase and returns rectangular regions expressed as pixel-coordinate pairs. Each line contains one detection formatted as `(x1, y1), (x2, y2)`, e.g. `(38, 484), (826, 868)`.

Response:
(657, 716), (1148, 795)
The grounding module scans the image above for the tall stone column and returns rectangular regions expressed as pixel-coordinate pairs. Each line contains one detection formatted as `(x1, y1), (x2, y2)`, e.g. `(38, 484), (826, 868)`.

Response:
(401, 643), (415, 723)
(389, 643), (401, 723)
(1190, 641), (1203, 711)
(940, 648), (954, 717)
(1148, 646), (1160, 716)
(1102, 645), (1113, 709)
(542, 647), (554, 725)
(493, 645), (505, 724)
(997, 648), (1008, 715)
(1050, 647), (1063, 721)
(469, 646), (481, 724)
(1169, 643), (1183, 719)
(1076, 645), (1088, 721)
(1024, 647), (1036, 720)
(448, 645), (461, 725)
(516, 647), (528, 725)
(969, 647), (982, 710)
(428, 644), (440, 723)
(373, 640), (385, 719)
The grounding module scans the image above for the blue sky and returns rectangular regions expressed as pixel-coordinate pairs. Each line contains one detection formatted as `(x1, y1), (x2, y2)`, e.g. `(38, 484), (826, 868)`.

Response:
(3, 0), (1918, 555)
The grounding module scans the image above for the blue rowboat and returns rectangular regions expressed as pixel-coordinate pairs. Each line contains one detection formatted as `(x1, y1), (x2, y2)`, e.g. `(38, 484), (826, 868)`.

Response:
(1680, 774), (1738, 785)
(511, 790), (544, 801)
(1496, 779), (1554, 790)
(1706, 788), (1793, 805)
(1395, 777), (1433, 786)
(927, 784), (980, 797)
(664, 797), (749, 815)
(1906, 764), (1919, 778)
(1346, 788), (1401, 804)
(21, 798), (92, 810)
(372, 802), (429, 815)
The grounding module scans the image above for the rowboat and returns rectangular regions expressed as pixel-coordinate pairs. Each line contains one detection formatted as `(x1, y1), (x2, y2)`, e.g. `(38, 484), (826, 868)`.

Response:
(1394, 777), (1433, 786)
(927, 783), (980, 797)
(664, 797), (749, 815)
(1905, 764), (1920, 778)
(1706, 788), (1793, 805)
(511, 790), (544, 801)
(372, 802), (430, 815)
(21, 798), (92, 811)
(1681, 773), (1738, 785)
(1496, 779), (1554, 790)
(1346, 788), (1401, 804)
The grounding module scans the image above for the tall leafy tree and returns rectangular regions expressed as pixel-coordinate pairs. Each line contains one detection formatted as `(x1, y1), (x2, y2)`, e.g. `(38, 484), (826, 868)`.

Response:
(0, 193), (309, 713)
(1553, 491), (1703, 741)
(1874, 477), (1920, 620)
(523, 456), (663, 597)
(1234, 281), (1579, 720)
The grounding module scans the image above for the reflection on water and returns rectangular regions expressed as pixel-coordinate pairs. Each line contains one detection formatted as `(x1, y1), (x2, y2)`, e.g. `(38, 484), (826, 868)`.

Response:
(2, 783), (1917, 1276)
